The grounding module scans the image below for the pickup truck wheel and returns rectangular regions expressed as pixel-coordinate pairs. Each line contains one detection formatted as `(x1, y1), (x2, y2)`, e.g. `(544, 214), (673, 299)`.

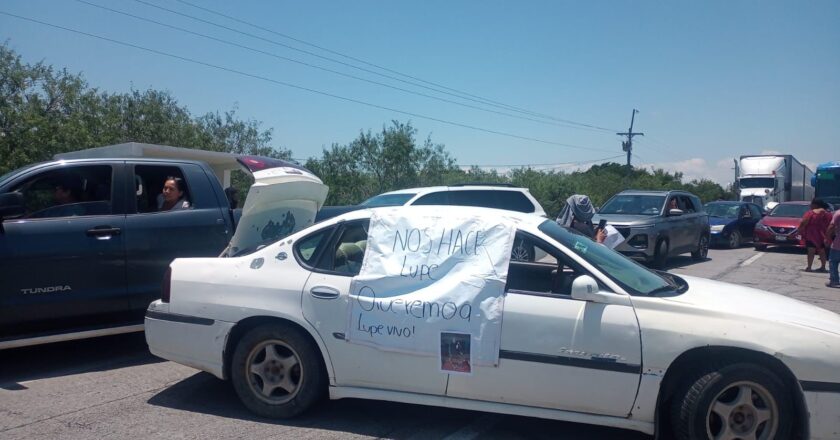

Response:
(692, 234), (709, 260)
(727, 231), (741, 249)
(671, 363), (792, 440)
(653, 239), (669, 269)
(231, 324), (325, 418)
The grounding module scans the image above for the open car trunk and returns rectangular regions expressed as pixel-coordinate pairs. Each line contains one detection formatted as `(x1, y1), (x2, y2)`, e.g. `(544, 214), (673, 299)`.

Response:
(225, 157), (328, 256)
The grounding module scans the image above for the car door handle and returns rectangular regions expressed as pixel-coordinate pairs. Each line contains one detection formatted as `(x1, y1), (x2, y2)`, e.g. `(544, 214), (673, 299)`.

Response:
(309, 286), (340, 299)
(86, 226), (122, 238)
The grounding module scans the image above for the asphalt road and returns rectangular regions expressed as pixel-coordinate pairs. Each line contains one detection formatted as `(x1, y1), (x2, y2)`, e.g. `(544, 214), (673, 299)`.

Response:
(1, 245), (838, 440)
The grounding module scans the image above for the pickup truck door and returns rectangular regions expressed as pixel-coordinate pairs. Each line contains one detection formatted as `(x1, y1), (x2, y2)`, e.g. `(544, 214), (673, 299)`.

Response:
(0, 162), (129, 338)
(123, 162), (231, 316)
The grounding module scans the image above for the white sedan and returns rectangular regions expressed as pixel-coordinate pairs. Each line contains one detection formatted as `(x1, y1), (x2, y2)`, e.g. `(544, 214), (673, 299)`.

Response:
(146, 206), (840, 440)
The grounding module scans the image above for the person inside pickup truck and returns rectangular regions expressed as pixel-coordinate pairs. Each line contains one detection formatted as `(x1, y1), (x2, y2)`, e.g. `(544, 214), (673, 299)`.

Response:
(157, 176), (191, 211)
(47, 175), (85, 217)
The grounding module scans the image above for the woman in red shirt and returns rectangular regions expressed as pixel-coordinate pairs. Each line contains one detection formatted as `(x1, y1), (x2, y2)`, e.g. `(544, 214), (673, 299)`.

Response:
(799, 199), (832, 272)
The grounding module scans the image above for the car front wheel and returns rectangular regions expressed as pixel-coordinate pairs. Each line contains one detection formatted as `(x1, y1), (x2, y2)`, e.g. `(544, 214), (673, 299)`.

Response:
(671, 363), (792, 440)
(728, 231), (741, 249)
(692, 234), (709, 260)
(231, 324), (325, 418)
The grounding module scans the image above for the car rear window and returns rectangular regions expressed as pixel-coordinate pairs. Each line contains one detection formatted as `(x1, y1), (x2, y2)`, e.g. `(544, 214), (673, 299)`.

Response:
(360, 193), (416, 207)
(447, 190), (535, 213)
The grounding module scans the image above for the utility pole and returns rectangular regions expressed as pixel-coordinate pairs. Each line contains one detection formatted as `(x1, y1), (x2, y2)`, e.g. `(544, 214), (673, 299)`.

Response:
(617, 109), (644, 171)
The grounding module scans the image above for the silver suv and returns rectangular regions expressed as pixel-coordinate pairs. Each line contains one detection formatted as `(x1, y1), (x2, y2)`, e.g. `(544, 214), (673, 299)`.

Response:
(359, 184), (547, 216)
(593, 190), (710, 268)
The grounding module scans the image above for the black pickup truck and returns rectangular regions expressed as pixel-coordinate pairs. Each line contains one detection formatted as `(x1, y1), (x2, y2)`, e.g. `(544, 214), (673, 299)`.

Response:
(0, 146), (327, 349)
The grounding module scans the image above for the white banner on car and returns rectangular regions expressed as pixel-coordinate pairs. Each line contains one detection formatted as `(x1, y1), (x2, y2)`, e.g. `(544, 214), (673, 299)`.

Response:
(346, 209), (515, 368)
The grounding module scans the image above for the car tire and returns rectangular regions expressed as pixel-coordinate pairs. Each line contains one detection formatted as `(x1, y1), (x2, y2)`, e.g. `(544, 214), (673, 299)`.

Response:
(231, 323), (325, 418)
(653, 239), (669, 269)
(691, 234), (709, 260)
(671, 363), (793, 440)
(754, 243), (767, 251)
(727, 231), (741, 249)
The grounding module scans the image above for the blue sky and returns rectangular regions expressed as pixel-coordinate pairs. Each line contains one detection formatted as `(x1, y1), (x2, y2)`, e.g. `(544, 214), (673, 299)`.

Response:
(1, 0), (838, 183)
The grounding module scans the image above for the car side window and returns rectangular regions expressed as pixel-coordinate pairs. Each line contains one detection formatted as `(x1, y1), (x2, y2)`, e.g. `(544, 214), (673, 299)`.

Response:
(12, 165), (113, 219)
(506, 232), (598, 296)
(133, 165), (192, 213)
(295, 227), (334, 266)
(749, 204), (763, 218)
(413, 191), (449, 205)
(679, 196), (696, 213)
(448, 190), (535, 213)
(310, 220), (370, 276)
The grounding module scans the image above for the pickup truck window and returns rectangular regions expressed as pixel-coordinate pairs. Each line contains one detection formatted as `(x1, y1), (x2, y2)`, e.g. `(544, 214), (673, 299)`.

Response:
(13, 165), (113, 219)
(133, 165), (192, 213)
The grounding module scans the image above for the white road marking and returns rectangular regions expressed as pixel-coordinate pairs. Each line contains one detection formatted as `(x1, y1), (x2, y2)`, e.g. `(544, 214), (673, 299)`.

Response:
(740, 252), (764, 267)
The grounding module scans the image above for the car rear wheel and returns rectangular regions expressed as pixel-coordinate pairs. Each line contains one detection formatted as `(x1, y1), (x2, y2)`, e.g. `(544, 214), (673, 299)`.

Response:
(692, 234), (709, 260)
(231, 324), (325, 418)
(671, 363), (792, 440)
(728, 231), (741, 249)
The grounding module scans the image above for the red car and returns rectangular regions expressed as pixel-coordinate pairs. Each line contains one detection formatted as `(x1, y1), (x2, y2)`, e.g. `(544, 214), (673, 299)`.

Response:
(753, 201), (811, 250)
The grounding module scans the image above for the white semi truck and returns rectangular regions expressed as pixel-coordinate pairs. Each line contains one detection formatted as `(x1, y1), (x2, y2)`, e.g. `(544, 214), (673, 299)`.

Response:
(737, 155), (814, 209)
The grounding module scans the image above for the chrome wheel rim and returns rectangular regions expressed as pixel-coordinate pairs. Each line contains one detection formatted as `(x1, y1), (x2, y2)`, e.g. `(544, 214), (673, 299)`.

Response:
(706, 381), (778, 440)
(729, 233), (739, 249)
(245, 339), (303, 404)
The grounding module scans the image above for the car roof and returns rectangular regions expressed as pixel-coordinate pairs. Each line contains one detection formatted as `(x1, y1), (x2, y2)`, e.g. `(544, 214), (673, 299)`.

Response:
(706, 201), (745, 205)
(776, 201), (810, 205)
(326, 205), (545, 226)
(616, 189), (690, 196)
(379, 185), (531, 196)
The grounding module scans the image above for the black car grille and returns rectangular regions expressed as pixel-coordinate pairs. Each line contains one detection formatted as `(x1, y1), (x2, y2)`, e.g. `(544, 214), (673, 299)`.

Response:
(614, 227), (631, 238)
(769, 226), (794, 235)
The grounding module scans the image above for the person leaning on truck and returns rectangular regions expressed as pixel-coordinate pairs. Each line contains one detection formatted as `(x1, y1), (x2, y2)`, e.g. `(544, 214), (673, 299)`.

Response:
(157, 176), (191, 211)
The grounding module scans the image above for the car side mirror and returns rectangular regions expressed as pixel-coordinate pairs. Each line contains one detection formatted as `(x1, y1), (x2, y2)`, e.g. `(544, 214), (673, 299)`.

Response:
(668, 208), (684, 216)
(0, 192), (24, 220)
(571, 275), (611, 303)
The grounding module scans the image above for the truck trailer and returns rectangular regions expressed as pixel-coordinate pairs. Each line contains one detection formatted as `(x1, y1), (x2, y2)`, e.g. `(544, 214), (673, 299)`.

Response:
(737, 155), (814, 209)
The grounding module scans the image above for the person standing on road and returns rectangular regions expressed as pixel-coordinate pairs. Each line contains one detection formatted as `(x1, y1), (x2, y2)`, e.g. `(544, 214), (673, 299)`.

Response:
(826, 207), (840, 288)
(799, 198), (831, 273)
(556, 194), (606, 244)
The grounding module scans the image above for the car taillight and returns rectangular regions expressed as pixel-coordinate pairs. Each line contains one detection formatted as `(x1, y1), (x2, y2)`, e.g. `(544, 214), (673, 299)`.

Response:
(161, 267), (172, 303)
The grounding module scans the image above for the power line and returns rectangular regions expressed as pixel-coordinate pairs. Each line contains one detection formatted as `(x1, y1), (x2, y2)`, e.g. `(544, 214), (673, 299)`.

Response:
(132, 0), (618, 133)
(460, 154), (626, 169)
(0, 11), (617, 154)
(74, 0), (613, 134)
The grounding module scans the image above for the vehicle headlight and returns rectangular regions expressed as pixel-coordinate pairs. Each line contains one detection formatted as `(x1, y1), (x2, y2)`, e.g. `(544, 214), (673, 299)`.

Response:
(710, 225), (725, 233)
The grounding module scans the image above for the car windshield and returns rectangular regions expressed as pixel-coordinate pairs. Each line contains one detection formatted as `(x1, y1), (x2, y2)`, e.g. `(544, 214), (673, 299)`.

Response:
(538, 220), (679, 296)
(360, 193), (416, 207)
(739, 177), (775, 188)
(768, 204), (809, 218)
(705, 203), (740, 218)
(598, 194), (665, 216)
